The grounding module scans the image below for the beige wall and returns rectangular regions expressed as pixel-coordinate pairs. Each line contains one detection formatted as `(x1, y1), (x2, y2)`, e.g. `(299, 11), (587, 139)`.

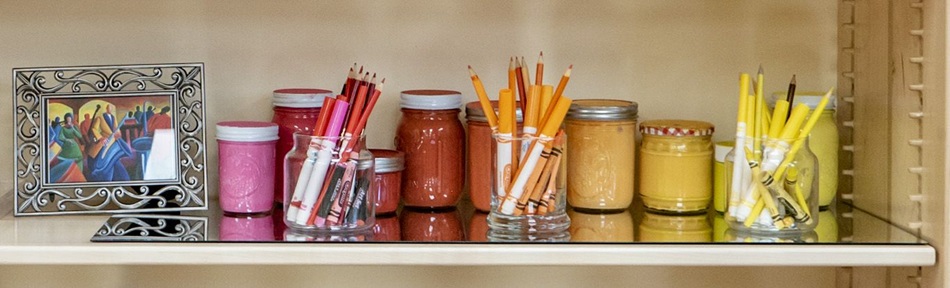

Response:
(0, 0), (838, 286)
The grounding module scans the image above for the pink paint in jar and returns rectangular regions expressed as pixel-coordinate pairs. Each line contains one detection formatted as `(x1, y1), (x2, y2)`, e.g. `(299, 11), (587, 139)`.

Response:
(271, 88), (331, 203)
(216, 121), (279, 214)
(370, 149), (404, 215)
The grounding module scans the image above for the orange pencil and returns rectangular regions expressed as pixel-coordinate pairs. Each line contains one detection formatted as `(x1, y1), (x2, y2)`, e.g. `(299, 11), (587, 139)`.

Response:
(514, 58), (528, 112)
(535, 52), (544, 86)
(539, 65), (572, 129)
(468, 66), (500, 130)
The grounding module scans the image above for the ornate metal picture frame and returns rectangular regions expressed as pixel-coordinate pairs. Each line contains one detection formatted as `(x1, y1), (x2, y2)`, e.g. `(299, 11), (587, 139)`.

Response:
(13, 63), (208, 215)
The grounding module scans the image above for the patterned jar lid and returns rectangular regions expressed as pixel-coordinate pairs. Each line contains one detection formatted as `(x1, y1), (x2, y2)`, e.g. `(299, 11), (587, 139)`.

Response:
(639, 120), (715, 137)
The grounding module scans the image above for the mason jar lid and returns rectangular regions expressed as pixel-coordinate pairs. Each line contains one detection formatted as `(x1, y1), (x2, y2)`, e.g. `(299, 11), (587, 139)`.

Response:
(216, 121), (279, 142)
(567, 99), (638, 121)
(769, 91), (836, 110)
(400, 90), (463, 110)
(640, 120), (715, 137)
(714, 141), (735, 163)
(370, 149), (405, 173)
(273, 88), (333, 108)
(465, 101), (523, 122)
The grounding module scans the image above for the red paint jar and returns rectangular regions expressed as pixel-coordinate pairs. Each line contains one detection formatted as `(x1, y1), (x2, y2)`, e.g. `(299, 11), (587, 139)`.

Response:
(270, 88), (331, 204)
(399, 208), (464, 241)
(395, 90), (465, 208)
(465, 101), (522, 212)
(370, 149), (404, 215)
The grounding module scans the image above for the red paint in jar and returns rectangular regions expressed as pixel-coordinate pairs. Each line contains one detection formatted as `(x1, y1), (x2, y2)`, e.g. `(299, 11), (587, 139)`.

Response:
(370, 149), (404, 215)
(270, 88), (331, 204)
(465, 101), (522, 212)
(395, 90), (465, 208)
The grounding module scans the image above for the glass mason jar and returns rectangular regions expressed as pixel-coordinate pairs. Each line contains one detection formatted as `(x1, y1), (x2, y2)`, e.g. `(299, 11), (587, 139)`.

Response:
(565, 99), (638, 211)
(771, 92), (838, 208)
(271, 88), (331, 203)
(466, 101), (522, 212)
(283, 133), (375, 231)
(724, 137), (819, 234)
(638, 120), (715, 213)
(369, 149), (404, 215)
(216, 121), (279, 214)
(395, 90), (465, 208)
(488, 133), (570, 232)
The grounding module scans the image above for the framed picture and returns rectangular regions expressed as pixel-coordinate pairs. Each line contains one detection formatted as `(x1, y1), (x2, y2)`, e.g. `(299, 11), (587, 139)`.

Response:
(12, 63), (208, 215)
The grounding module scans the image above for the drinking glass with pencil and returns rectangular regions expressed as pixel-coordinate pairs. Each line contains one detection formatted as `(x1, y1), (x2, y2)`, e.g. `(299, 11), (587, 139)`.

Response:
(468, 53), (573, 232)
(283, 64), (385, 231)
(724, 67), (827, 234)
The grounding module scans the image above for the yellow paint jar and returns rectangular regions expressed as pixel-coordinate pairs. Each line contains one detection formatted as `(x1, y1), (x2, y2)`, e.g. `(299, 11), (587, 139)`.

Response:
(713, 141), (734, 213)
(565, 99), (638, 211)
(638, 120), (714, 213)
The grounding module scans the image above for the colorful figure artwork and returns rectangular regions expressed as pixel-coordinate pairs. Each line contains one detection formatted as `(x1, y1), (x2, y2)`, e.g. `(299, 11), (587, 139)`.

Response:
(47, 96), (176, 183)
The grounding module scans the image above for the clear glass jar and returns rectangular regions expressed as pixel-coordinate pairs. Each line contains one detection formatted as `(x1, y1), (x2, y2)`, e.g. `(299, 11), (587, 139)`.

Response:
(283, 134), (375, 231)
(466, 101), (522, 212)
(395, 90), (465, 208)
(488, 133), (570, 232)
(565, 99), (638, 211)
(638, 120), (715, 213)
(724, 137), (819, 234)
(271, 88), (331, 203)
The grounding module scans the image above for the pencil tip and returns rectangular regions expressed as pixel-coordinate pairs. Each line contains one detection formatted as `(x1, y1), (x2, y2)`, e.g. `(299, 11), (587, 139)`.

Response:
(757, 65), (764, 75)
(791, 74), (797, 84)
(568, 64), (573, 69)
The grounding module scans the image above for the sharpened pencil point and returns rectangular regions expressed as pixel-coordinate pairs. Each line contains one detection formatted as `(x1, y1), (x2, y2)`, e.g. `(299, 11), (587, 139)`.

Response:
(757, 65), (764, 75)
(791, 74), (797, 84)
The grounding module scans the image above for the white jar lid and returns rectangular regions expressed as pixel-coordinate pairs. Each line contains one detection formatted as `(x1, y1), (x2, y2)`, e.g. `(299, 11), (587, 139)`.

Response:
(216, 121), (279, 142)
(273, 88), (333, 108)
(714, 141), (735, 163)
(769, 91), (837, 110)
(400, 89), (463, 110)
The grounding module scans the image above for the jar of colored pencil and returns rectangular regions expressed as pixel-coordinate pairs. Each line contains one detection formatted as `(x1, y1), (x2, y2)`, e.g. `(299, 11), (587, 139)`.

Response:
(283, 133), (376, 231)
(487, 132), (570, 232)
(724, 136), (818, 234)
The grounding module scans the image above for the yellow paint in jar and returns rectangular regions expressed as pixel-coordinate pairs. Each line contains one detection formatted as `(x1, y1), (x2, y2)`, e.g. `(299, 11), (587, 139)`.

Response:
(565, 99), (638, 211)
(713, 141), (734, 213)
(638, 120), (714, 213)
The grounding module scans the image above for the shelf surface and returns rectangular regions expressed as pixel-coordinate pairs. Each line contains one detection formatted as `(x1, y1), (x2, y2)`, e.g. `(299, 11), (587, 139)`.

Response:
(0, 191), (934, 266)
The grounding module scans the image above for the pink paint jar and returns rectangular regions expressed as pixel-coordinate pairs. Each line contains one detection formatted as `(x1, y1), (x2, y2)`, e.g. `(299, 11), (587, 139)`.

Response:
(216, 121), (279, 214)
(220, 213), (276, 241)
(370, 149), (404, 215)
(271, 88), (331, 203)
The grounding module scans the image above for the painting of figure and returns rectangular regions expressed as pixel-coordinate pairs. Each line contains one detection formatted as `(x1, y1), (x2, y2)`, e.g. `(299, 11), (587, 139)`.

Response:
(46, 95), (177, 183)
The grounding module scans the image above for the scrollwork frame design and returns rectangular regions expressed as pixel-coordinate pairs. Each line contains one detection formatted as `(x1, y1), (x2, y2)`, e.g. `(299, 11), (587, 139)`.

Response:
(12, 63), (208, 215)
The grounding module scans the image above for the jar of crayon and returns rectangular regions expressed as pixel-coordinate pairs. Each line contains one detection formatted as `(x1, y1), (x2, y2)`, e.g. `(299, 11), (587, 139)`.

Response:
(488, 133), (570, 232)
(283, 134), (375, 231)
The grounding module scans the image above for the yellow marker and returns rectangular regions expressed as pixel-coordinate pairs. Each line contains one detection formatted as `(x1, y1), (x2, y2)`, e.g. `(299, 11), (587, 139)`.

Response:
(786, 167), (811, 217)
(754, 69), (765, 162)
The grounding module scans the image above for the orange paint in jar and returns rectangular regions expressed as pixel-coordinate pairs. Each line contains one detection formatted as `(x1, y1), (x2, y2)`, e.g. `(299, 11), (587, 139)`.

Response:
(395, 90), (465, 208)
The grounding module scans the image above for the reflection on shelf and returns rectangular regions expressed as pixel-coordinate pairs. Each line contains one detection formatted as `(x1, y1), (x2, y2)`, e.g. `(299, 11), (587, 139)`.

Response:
(89, 201), (923, 245)
(399, 208), (464, 242)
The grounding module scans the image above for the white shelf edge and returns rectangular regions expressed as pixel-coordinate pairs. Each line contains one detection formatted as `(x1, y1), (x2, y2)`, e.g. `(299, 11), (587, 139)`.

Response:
(0, 243), (934, 266)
